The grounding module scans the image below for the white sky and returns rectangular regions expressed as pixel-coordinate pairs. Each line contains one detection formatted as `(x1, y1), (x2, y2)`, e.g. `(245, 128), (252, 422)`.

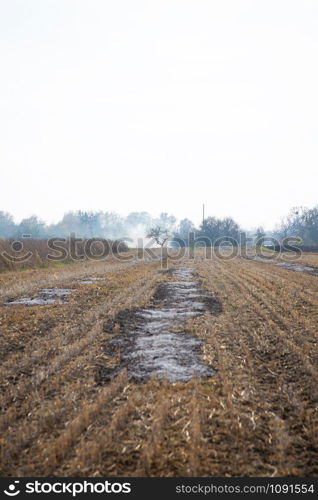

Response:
(0, 0), (317, 230)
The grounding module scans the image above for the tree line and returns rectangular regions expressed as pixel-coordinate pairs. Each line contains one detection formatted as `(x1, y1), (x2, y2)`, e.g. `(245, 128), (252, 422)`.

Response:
(273, 206), (318, 246)
(0, 205), (317, 246)
(0, 210), (177, 240)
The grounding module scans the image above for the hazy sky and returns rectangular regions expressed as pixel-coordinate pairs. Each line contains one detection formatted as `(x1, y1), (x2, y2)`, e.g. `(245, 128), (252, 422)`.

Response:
(1, 0), (317, 230)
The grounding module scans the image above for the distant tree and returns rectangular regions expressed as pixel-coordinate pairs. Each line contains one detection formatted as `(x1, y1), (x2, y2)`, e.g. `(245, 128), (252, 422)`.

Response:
(177, 218), (195, 239)
(255, 226), (266, 246)
(274, 205), (318, 246)
(17, 216), (46, 238)
(220, 217), (240, 242)
(57, 211), (82, 237)
(171, 218), (195, 246)
(147, 226), (171, 247)
(199, 216), (240, 245)
(200, 216), (221, 243)
(0, 211), (16, 238)
(77, 210), (102, 237)
(305, 206), (318, 244)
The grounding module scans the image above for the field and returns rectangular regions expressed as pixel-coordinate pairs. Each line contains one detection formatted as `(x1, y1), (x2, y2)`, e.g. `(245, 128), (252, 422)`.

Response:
(0, 249), (318, 477)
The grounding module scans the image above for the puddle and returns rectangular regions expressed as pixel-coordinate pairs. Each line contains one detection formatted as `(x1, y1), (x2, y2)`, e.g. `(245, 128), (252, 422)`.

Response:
(79, 277), (106, 284)
(276, 262), (318, 276)
(4, 288), (72, 306)
(244, 256), (318, 276)
(97, 268), (221, 383)
(244, 255), (276, 264)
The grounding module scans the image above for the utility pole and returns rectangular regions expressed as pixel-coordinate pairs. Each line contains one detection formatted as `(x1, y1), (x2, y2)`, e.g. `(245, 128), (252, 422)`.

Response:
(202, 204), (205, 225)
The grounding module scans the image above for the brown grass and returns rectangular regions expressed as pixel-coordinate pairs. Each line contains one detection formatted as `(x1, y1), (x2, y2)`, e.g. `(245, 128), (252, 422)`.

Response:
(0, 238), (127, 273)
(0, 250), (318, 476)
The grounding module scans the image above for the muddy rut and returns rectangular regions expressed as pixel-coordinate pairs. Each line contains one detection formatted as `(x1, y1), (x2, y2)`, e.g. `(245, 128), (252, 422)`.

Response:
(244, 255), (318, 276)
(97, 268), (221, 383)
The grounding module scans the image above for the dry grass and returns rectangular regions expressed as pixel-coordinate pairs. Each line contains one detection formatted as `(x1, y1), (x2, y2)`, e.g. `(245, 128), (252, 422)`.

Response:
(0, 238), (127, 274)
(0, 250), (318, 476)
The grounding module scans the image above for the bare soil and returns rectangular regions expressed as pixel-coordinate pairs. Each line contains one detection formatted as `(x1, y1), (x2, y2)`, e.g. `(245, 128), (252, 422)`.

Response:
(0, 251), (317, 477)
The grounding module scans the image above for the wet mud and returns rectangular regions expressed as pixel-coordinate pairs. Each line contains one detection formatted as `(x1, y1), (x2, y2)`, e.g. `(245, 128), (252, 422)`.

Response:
(79, 277), (106, 284)
(97, 268), (221, 383)
(4, 288), (72, 306)
(276, 262), (318, 276)
(244, 255), (318, 276)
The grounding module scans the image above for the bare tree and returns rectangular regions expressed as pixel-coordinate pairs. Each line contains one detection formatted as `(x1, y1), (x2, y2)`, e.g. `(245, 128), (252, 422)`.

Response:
(146, 226), (171, 248)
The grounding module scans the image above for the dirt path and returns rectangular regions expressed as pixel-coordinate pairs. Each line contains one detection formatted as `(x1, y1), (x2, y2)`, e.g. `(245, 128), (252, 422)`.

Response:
(0, 253), (317, 476)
